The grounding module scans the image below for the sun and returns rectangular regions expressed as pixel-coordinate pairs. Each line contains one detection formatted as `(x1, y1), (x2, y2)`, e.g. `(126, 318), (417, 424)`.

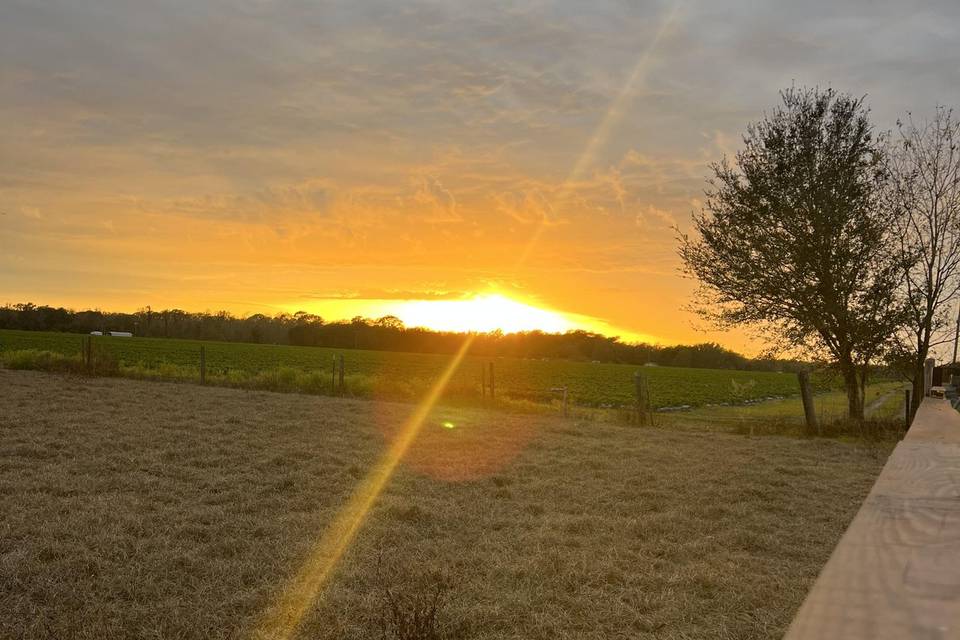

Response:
(288, 293), (658, 343)
(389, 294), (574, 334)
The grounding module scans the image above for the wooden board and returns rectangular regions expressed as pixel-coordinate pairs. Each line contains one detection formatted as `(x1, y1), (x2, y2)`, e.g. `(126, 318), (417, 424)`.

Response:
(785, 398), (960, 639)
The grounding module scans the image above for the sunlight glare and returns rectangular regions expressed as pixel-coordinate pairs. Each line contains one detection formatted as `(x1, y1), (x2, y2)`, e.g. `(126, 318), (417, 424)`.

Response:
(252, 337), (474, 640)
(391, 293), (572, 334)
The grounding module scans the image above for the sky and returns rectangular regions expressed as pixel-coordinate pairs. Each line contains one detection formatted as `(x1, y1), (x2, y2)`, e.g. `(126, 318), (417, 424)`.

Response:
(3, 0), (960, 352)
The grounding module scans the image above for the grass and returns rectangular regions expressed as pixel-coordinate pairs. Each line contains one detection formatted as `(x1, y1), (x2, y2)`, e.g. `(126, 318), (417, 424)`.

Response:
(662, 381), (908, 438)
(0, 328), (829, 409)
(866, 384), (909, 420)
(0, 369), (891, 639)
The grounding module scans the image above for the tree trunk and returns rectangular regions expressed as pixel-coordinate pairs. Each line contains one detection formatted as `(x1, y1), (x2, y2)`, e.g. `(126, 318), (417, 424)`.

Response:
(841, 365), (864, 422)
(859, 367), (868, 416)
(911, 365), (924, 419)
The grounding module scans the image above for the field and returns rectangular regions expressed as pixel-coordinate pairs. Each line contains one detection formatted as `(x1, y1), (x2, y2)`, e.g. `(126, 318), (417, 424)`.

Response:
(0, 369), (890, 639)
(663, 381), (908, 437)
(0, 329), (815, 409)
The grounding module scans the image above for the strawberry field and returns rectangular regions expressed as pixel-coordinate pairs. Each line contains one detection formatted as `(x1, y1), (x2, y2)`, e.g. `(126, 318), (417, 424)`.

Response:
(0, 329), (812, 408)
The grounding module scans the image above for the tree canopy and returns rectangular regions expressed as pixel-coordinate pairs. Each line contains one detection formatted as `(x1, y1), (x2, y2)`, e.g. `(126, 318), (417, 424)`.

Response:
(679, 87), (905, 419)
(885, 107), (960, 417)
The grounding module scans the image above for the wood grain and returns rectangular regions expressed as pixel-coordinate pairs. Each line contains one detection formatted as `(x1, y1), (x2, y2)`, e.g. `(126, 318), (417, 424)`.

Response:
(785, 398), (960, 639)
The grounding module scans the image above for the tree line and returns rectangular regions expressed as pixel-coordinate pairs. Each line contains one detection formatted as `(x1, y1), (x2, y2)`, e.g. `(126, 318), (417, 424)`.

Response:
(679, 87), (960, 421)
(0, 302), (799, 371)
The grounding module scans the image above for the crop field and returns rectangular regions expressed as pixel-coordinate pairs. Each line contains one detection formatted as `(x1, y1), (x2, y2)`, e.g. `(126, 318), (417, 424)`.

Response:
(0, 329), (814, 409)
(0, 369), (889, 640)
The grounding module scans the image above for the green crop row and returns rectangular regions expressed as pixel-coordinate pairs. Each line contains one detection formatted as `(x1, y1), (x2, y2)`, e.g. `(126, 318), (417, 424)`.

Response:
(0, 329), (818, 409)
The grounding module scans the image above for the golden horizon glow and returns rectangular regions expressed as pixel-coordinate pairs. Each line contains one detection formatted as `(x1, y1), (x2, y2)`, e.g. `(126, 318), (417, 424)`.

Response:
(390, 293), (572, 334)
(285, 293), (661, 344)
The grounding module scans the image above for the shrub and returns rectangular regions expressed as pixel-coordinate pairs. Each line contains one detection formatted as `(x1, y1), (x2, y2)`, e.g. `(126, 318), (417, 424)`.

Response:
(371, 553), (464, 640)
(89, 350), (120, 376)
(2, 349), (82, 373)
(0, 348), (119, 376)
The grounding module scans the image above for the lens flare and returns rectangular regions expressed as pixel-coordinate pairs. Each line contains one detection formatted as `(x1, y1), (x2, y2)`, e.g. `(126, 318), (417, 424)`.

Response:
(252, 337), (474, 640)
(252, 7), (682, 638)
(514, 3), (682, 268)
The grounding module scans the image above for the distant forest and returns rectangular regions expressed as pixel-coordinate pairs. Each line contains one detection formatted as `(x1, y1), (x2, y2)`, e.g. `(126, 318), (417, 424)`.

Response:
(0, 302), (799, 372)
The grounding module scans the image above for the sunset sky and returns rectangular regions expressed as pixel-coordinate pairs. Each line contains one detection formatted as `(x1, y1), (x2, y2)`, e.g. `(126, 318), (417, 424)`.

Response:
(3, 1), (960, 352)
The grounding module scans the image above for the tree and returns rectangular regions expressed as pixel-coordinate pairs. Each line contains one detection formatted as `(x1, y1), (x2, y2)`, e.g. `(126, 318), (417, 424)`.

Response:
(375, 315), (405, 330)
(678, 87), (905, 421)
(886, 107), (960, 417)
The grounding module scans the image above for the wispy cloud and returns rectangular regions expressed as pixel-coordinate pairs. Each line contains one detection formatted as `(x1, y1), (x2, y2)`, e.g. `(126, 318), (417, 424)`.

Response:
(2, 0), (960, 347)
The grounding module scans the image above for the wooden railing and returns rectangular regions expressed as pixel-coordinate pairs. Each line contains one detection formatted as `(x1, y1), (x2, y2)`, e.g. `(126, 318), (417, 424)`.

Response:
(784, 397), (960, 639)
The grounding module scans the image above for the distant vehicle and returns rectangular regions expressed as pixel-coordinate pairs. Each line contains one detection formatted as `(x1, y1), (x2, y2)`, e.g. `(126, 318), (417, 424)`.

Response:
(90, 331), (133, 337)
(90, 331), (103, 336)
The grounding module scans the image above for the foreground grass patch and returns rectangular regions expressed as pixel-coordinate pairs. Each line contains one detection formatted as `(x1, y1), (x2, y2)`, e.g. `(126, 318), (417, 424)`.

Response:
(0, 370), (890, 639)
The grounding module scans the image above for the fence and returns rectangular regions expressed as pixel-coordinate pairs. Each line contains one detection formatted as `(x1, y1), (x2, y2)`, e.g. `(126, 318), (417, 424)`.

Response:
(784, 395), (960, 639)
(1, 329), (848, 419)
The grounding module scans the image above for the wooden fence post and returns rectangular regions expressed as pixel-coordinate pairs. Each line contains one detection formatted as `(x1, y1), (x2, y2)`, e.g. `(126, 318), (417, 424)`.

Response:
(481, 364), (487, 400)
(86, 335), (93, 371)
(646, 376), (655, 426)
(338, 354), (345, 394)
(634, 371), (650, 426)
(199, 345), (206, 385)
(550, 386), (569, 418)
(331, 356), (337, 394)
(905, 389), (912, 429)
(488, 362), (495, 401)
(797, 371), (818, 436)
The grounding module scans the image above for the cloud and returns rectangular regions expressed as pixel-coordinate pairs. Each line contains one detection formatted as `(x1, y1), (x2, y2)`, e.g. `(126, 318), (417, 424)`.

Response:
(150, 180), (331, 226)
(411, 175), (459, 222)
(304, 289), (464, 301)
(3, 0), (960, 348)
(636, 205), (676, 229)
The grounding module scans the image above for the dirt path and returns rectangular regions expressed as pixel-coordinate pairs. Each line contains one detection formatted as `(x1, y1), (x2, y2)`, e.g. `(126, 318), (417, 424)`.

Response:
(865, 388), (901, 419)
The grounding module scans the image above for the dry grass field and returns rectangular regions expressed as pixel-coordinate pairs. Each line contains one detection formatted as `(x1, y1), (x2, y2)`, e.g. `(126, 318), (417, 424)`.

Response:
(0, 370), (890, 640)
